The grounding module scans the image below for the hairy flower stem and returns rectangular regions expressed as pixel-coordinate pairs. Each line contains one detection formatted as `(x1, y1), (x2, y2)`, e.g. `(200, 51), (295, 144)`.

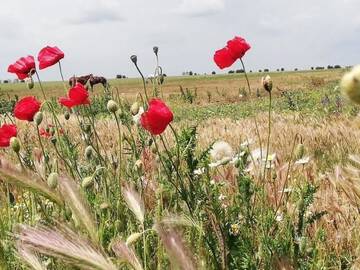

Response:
(36, 125), (50, 174)
(133, 63), (149, 102)
(262, 92), (272, 182)
(240, 59), (251, 95)
(142, 223), (147, 270)
(114, 114), (123, 179)
(35, 71), (47, 101)
(58, 61), (68, 93)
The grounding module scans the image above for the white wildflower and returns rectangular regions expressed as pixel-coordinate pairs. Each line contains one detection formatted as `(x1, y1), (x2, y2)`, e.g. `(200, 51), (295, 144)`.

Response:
(295, 156), (311, 165)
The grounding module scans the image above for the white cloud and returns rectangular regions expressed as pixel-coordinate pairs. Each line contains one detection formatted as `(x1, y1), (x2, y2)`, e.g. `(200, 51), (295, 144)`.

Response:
(176, 0), (225, 17)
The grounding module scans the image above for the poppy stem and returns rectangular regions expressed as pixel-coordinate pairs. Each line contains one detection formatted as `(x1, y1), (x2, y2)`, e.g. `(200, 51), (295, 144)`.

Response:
(35, 71), (47, 100)
(133, 63), (149, 102)
(262, 91), (272, 182)
(240, 59), (251, 95)
(58, 61), (68, 94)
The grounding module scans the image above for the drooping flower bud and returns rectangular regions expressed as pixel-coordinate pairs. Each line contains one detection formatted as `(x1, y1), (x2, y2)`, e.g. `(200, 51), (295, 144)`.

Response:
(262, 75), (273, 92)
(50, 136), (57, 145)
(341, 65), (360, 104)
(82, 176), (94, 188)
(64, 111), (70, 120)
(47, 172), (59, 189)
(10, 137), (20, 153)
(34, 111), (43, 126)
(130, 55), (137, 65)
(107, 100), (119, 113)
(26, 77), (34, 90)
(153, 46), (159, 56)
(85, 145), (94, 159)
(130, 102), (140, 115)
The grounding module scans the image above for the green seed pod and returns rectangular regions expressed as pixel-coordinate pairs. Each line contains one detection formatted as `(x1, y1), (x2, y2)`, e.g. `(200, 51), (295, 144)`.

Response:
(10, 137), (20, 153)
(107, 100), (119, 113)
(130, 102), (140, 115)
(47, 172), (59, 189)
(64, 111), (70, 120)
(82, 176), (94, 189)
(34, 111), (43, 126)
(85, 146), (94, 160)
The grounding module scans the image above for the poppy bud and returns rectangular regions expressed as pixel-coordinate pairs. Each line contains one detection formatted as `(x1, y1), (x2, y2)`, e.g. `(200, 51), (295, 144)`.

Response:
(64, 111), (70, 120)
(262, 75), (273, 92)
(47, 172), (59, 189)
(34, 112), (43, 126)
(10, 137), (20, 153)
(26, 77), (34, 89)
(85, 145), (94, 159)
(107, 100), (119, 113)
(130, 102), (140, 115)
(134, 159), (143, 170)
(153, 46), (159, 56)
(50, 137), (57, 145)
(82, 176), (94, 188)
(130, 55), (137, 65)
(341, 65), (360, 104)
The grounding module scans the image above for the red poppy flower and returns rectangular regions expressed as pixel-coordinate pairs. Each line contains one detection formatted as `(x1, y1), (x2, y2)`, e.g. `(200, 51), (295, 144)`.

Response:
(38, 46), (65, 70)
(8, 56), (36, 80)
(214, 36), (251, 69)
(0, 124), (17, 147)
(59, 83), (90, 108)
(14, 96), (41, 121)
(140, 99), (173, 135)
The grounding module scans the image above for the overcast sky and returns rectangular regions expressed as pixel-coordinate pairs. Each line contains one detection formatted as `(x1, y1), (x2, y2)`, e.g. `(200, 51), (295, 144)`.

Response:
(0, 0), (359, 81)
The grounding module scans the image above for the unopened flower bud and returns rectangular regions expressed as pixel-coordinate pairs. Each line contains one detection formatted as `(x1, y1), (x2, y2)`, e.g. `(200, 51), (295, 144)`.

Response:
(107, 100), (119, 113)
(153, 46), (159, 56)
(262, 75), (273, 92)
(50, 137), (57, 145)
(64, 111), (70, 120)
(85, 146), (94, 159)
(341, 65), (360, 104)
(34, 112), (43, 126)
(26, 77), (34, 89)
(47, 172), (59, 189)
(130, 102), (140, 115)
(82, 176), (94, 188)
(130, 55), (137, 64)
(10, 137), (20, 153)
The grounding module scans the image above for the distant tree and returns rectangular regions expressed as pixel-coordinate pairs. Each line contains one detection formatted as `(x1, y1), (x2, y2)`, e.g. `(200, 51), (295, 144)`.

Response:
(249, 70), (253, 73)
(276, 69), (280, 72)
(116, 74), (122, 79)
(228, 70), (235, 74)
(189, 71), (193, 76)
(311, 67), (314, 70)
(315, 66), (325, 70)
(235, 69), (244, 73)
(327, 65), (333, 69)
(211, 71), (216, 75)
(264, 69), (269, 72)
(20, 80), (25, 83)
(294, 68), (298, 71)
(258, 70), (262, 73)
(334, 65), (341, 69)
(3, 80), (9, 84)
(163, 74), (167, 77)
(281, 68), (285, 72)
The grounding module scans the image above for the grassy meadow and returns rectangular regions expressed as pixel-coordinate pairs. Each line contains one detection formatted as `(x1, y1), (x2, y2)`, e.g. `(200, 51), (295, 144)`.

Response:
(1, 67), (360, 269)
